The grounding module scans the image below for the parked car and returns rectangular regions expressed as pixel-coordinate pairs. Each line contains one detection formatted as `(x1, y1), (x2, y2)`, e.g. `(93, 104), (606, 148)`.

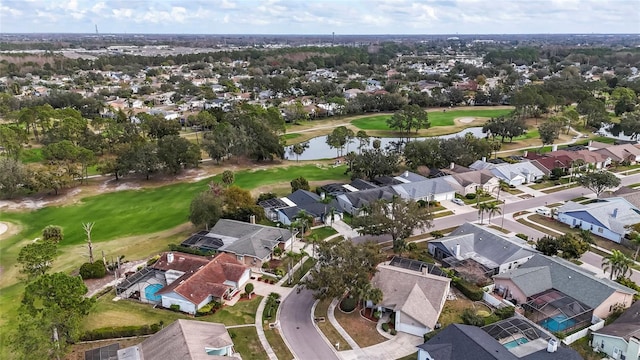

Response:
(452, 198), (465, 206)
(536, 207), (551, 216)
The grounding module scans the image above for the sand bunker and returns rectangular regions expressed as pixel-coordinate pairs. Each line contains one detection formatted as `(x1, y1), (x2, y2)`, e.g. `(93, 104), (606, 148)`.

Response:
(0, 222), (8, 236)
(457, 117), (476, 124)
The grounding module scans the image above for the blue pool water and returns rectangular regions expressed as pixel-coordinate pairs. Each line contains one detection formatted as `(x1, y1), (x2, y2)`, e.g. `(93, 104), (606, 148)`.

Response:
(504, 338), (530, 349)
(145, 284), (163, 302)
(539, 314), (576, 332)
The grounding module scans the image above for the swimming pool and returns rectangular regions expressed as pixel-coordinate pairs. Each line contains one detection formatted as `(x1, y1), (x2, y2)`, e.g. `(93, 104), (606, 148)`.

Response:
(503, 338), (530, 349)
(145, 284), (164, 302)
(539, 314), (576, 332)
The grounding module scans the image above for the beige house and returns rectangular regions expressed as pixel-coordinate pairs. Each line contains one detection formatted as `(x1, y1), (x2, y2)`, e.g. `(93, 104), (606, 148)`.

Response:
(371, 261), (451, 337)
(493, 255), (635, 322)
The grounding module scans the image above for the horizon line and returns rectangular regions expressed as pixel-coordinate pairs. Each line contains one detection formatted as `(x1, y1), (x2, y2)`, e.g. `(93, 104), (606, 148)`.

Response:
(2, 32), (640, 36)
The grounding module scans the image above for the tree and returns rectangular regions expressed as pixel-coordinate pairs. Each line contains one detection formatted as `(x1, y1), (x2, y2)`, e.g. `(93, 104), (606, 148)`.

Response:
(352, 197), (432, 253)
(157, 135), (201, 174)
(11, 273), (94, 359)
(350, 148), (400, 181)
(189, 190), (224, 230)
(355, 130), (370, 154)
(620, 111), (640, 140)
(291, 176), (310, 192)
(484, 202), (502, 223)
(326, 126), (352, 157)
(611, 87), (637, 116)
(535, 234), (589, 259)
(301, 239), (383, 300)
(17, 241), (58, 280)
(221, 185), (263, 222)
(42, 225), (64, 243)
(291, 141), (310, 162)
(293, 210), (314, 241)
(577, 171), (621, 197)
(245, 283), (254, 299)
(83, 222), (95, 264)
(386, 104), (430, 139)
(536, 236), (560, 256)
(626, 224), (640, 260)
(0, 157), (30, 198)
(221, 170), (235, 187)
(538, 120), (562, 148)
(602, 250), (633, 280)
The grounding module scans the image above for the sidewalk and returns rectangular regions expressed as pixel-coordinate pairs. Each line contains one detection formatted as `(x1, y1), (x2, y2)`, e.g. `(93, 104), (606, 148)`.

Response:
(327, 299), (360, 350)
(331, 219), (361, 239)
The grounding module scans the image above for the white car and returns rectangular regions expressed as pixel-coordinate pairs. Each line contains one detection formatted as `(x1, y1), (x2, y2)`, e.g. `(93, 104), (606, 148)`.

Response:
(536, 207), (551, 216)
(452, 198), (465, 206)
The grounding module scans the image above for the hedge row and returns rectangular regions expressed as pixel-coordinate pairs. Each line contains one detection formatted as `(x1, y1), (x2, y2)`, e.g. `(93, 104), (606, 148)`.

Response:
(81, 323), (163, 341)
(452, 278), (484, 301)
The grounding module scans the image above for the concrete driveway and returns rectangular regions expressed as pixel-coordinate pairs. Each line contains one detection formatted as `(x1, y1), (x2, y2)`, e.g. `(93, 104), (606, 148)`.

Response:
(279, 288), (339, 360)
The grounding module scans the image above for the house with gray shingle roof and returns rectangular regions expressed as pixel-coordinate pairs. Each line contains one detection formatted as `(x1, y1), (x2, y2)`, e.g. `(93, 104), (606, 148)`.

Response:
(206, 219), (293, 269)
(428, 223), (537, 281)
(336, 186), (397, 215)
(493, 255), (636, 320)
(557, 198), (640, 243)
(391, 176), (456, 202)
(117, 319), (238, 360)
(592, 300), (640, 360)
(371, 263), (450, 337)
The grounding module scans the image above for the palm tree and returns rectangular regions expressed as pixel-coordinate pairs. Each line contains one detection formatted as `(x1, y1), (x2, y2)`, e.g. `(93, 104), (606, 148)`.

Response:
(477, 202), (489, 224)
(293, 210), (313, 241)
(485, 202), (502, 223)
(577, 229), (593, 244)
(602, 250), (633, 280)
(625, 224), (640, 260)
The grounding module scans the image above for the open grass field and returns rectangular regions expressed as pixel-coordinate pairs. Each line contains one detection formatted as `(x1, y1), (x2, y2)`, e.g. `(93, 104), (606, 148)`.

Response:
(351, 109), (513, 131)
(228, 326), (269, 360)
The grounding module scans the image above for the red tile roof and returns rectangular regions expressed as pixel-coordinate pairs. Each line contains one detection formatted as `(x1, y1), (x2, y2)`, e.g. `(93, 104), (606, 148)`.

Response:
(152, 252), (211, 272)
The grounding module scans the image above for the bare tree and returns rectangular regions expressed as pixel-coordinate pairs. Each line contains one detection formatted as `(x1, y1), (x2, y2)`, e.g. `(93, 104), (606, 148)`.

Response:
(82, 222), (95, 264)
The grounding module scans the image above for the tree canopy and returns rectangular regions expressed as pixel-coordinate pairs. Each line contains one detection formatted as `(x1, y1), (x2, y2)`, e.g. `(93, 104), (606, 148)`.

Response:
(577, 171), (621, 197)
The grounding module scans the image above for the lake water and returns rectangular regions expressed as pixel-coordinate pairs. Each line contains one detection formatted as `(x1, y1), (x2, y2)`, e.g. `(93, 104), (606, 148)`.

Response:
(596, 124), (640, 142)
(285, 127), (486, 161)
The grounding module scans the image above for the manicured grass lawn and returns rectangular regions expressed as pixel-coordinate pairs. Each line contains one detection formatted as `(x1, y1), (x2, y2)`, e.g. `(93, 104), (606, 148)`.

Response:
(281, 133), (302, 140)
(438, 297), (474, 327)
(263, 326), (294, 360)
(351, 109), (513, 130)
(334, 305), (387, 347)
(510, 129), (540, 141)
(396, 352), (418, 360)
(570, 337), (604, 360)
(529, 178), (571, 190)
(309, 226), (338, 240)
(82, 291), (262, 331)
(314, 299), (352, 351)
(228, 326), (269, 360)
(460, 194), (494, 205)
(541, 182), (581, 194)
(489, 225), (510, 234)
(433, 210), (454, 218)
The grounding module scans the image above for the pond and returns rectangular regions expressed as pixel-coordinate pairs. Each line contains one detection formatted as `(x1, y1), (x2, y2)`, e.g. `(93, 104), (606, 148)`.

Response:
(596, 124), (640, 142)
(285, 127), (486, 161)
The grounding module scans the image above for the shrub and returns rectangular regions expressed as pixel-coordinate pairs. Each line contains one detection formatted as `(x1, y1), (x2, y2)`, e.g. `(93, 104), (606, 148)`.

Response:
(245, 283), (254, 296)
(373, 311), (382, 319)
(81, 322), (163, 341)
(390, 329), (397, 335)
(495, 306), (515, 320)
(461, 308), (485, 327)
(170, 304), (181, 312)
(516, 233), (528, 241)
(340, 296), (357, 312)
(431, 230), (444, 239)
(465, 193), (476, 200)
(79, 260), (106, 279)
(146, 255), (160, 266)
(381, 323), (390, 332)
(452, 278), (484, 301)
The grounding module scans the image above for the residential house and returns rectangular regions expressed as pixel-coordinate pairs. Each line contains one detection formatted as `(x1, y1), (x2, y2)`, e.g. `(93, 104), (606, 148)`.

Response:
(592, 300), (640, 360)
(156, 252), (250, 314)
(470, 160), (544, 186)
(590, 141), (640, 165)
(201, 219), (294, 268)
(604, 186), (640, 209)
(117, 319), (238, 359)
(343, 88), (365, 99)
(391, 176), (457, 202)
(556, 198), (640, 243)
(441, 167), (500, 195)
(550, 149), (611, 170)
(371, 262), (450, 336)
(417, 320), (582, 360)
(493, 255), (636, 321)
(393, 171), (429, 184)
(428, 223), (537, 283)
(263, 189), (342, 225)
(336, 186), (397, 215)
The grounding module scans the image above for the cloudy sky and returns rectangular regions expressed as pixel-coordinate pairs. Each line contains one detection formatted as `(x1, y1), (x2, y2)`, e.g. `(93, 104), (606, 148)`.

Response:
(1, 0), (639, 35)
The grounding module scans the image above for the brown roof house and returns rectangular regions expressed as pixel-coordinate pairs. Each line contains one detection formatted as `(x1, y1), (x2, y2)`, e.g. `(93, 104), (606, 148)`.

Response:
(590, 141), (640, 164)
(371, 262), (451, 337)
(157, 253), (250, 314)
(117, 319), (238, 360)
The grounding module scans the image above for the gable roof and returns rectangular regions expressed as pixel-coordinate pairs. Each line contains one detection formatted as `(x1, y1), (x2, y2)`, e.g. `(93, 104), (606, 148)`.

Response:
(285, 189), (321, 206)
(557, 198), (640, 235)
(118, 319), (234, 360)
(391, 176), (456, 199)
(594, 144), (640, 162)
(339, 186), (397, 208)
(418, 323), (518, 360)
(499, 255), (635, 309)
(210, 219), (291, 260)
(493, 267), (553, 297)
(595, 299), (640, 341)
(157, 253), (248, 304)
(372, 264), (450, 329)
(433, 223), (537, 269)
(447, 169), (496, 187)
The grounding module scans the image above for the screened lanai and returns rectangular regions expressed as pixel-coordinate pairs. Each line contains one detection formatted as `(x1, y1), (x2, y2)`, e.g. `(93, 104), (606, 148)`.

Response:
(522, 289), (592, 333)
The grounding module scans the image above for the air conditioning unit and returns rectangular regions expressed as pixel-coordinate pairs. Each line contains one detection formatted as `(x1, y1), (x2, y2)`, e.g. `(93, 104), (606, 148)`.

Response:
(547, 339), (558, 353)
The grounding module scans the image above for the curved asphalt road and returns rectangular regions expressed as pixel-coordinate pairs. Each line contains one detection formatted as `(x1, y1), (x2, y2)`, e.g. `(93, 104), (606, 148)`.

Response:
(280, 288), (339, 360)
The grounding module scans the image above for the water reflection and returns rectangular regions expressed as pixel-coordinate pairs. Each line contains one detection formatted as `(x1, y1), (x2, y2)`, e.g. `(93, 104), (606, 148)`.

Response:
(285, 127), (486, 161)
(596, 124), (640, 142)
